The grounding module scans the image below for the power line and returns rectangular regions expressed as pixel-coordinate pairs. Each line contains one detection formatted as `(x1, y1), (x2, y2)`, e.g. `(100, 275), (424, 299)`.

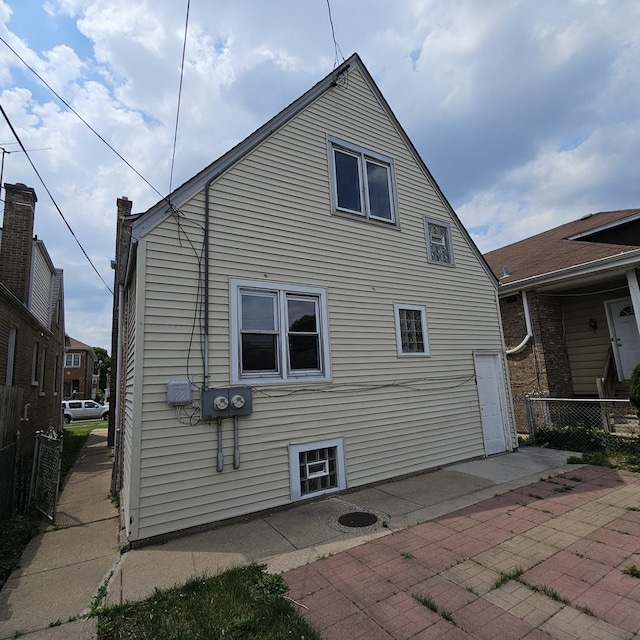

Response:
(325, 0), (345, 68)
(169, 0), (191, 196)
(0, 102), (114, 295)
(0, 35), (172, 209)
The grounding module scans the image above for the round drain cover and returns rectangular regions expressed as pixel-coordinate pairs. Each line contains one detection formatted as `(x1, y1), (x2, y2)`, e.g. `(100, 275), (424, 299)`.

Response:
(338, 511), (378, 528)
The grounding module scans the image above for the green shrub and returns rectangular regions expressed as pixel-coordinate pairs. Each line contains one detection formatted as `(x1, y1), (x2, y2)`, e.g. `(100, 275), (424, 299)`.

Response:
(631, 363), (640, 414)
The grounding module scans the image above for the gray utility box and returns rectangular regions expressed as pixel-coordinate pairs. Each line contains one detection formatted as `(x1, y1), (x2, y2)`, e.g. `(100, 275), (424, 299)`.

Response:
(201, 387), (253, 419)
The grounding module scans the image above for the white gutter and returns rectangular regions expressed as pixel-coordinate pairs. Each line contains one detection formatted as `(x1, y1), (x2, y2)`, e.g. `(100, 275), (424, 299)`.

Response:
(498, 248), (640, 294)
(506, 290), (533, 355)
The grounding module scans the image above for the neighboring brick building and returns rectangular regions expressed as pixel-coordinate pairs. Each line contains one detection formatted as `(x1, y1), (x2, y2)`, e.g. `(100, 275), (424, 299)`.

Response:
(485, 209), (640, 431)
(63, 336), (97, 400)
(0, 182), (65, 487)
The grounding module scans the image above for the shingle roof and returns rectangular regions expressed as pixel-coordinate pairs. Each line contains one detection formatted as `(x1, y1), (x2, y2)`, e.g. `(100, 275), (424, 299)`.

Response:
(484, 208), (640, 285)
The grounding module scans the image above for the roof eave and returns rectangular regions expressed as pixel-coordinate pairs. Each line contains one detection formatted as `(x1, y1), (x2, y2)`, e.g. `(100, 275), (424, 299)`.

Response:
(496, 248), (640, 294)
(131, 54), (361, 241)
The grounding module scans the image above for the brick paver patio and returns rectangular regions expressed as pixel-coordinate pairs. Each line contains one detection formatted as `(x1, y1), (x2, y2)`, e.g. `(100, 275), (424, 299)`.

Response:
(284, 465), (640, 639)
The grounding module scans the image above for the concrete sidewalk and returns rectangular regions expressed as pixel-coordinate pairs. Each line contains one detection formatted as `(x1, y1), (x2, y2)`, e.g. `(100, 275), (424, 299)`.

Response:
(0, 432), (580, 639)
(0, 428), (118, 640)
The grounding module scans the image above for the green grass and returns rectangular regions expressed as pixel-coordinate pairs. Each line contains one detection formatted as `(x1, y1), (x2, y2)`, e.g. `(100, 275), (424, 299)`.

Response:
(567, 450), (640, 472)
(492, 567), (524, 590)
(96, 564), (321, 640)
(622, 565), (640, 579)
(412, 593), (456, 626)
(60, 421), (102, 484)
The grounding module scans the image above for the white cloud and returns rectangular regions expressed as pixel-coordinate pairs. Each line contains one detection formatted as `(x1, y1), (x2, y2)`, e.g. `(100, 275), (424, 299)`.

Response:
(1, 0), (639, 348)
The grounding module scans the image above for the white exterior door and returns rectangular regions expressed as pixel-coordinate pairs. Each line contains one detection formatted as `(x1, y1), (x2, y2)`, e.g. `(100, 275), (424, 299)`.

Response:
(609, 299), (640, 380)
(474, 353), (509, 456)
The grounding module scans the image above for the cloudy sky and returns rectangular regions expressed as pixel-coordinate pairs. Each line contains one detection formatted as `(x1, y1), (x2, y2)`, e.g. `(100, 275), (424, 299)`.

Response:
(1, 0), (639, 351)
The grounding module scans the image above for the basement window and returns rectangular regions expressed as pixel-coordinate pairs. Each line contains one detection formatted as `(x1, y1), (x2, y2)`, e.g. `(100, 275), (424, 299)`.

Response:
(289, 438), (346, 500)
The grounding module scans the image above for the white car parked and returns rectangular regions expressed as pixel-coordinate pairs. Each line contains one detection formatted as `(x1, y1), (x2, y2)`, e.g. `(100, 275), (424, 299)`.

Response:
(62, 400), (109, 423)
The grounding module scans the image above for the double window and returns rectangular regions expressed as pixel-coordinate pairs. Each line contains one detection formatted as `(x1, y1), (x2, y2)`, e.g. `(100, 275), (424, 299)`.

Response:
(394, 303), (430, 356)
(328, 136), (397, 225)
(65, 353), (81, 368)
(425, 218), (454, 265)
(231, 279), (331, 384)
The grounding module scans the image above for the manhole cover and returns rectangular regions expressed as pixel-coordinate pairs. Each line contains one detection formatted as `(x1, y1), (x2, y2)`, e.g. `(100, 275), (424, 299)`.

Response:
(338, 511), (378, 528)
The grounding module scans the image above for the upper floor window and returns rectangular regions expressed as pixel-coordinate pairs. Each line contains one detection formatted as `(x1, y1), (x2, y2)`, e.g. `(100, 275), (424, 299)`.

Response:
(425, 218), (454, 265)
(328, 136), (397, 225)
(65, 353), (81, 368)
(231, 279), (331, 384)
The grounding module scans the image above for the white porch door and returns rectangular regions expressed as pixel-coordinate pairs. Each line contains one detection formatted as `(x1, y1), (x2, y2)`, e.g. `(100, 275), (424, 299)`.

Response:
(474, 353), (509, 456)
(609, 299), (640, 380)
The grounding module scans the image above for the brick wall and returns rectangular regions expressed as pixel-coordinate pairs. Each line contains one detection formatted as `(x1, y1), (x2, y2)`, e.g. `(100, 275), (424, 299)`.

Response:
(501, 291), (573, 432)
(0, 182), (65, 503)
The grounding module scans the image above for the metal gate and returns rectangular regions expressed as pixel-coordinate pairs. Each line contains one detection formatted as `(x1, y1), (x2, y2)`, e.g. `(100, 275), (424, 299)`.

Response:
(29, 430), (63, 521)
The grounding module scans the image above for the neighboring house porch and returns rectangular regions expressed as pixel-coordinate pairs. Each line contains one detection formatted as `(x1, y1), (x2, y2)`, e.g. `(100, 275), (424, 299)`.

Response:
(485, 209), (640, 431)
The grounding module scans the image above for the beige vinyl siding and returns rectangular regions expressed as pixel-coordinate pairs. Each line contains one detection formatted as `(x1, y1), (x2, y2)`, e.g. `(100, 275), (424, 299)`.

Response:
(129, 67), (508, 541)
(562, 286), (626, 395)
(30, 244), (53, 328)
(121, 268), (138, 537)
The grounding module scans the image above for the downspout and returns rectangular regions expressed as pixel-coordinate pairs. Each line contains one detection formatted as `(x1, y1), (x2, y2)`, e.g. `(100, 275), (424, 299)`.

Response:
(506, 290), (533, 355)
(110, 283), (124, 496)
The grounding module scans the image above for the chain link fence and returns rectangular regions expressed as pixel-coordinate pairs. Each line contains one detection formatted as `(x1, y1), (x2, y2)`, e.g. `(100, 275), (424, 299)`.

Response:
(526, 396), (639, 453)
(29, 430), (63, 521)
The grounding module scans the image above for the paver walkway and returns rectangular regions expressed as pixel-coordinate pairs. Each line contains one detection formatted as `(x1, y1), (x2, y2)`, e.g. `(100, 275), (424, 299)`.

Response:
(285, 465), (640, 639)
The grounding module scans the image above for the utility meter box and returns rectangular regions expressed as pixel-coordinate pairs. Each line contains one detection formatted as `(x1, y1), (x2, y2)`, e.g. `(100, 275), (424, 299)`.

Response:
(166, 380), (192, 405)
(201, 387), (253, 419)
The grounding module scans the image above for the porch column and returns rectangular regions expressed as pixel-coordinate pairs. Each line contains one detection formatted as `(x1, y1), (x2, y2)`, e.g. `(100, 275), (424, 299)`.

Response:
(627, 269), (640, 338)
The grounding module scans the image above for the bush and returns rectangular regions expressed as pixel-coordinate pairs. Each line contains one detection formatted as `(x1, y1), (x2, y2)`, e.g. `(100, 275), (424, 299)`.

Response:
(631, 363), (640, 414)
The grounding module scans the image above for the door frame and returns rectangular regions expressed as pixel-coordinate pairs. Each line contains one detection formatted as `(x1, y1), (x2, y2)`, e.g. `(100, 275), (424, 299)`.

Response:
(473, 350), (513, 455)
(604, 296), (638, 382)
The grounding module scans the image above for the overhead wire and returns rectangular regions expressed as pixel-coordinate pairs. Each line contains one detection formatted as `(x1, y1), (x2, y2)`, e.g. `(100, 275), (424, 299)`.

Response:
(169, 0), (191, 196)
(0, 102), (114, 294)
(325, 0), (345, 68)
(0, 35), (173, 210)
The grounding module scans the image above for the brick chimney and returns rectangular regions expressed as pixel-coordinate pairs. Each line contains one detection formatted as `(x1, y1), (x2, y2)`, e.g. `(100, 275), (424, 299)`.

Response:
(117, 195), (132, 218)
(0, 183), (37, 303)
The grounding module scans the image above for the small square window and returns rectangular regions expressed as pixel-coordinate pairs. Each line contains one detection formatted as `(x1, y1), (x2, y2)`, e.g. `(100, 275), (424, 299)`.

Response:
(289, 438), (346, 500)
(394, 303), (430, 356)
(328, 136), (397, 225)
(425, 218), (454, 265)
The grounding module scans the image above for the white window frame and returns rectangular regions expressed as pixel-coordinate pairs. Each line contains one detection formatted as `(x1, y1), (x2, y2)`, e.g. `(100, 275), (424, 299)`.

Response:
(424, 217), (455, 266)
(230, 279), (331, 385)
(289, 438), (346, 501)
(65, 353), (81, 368)
(327, 135), (398, 225)
(39, 346), (46, 395)
(394, 303), (430, 356)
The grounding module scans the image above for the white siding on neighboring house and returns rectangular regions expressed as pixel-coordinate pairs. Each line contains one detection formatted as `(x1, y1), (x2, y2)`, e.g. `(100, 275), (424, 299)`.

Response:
(562, 285), (625, 395)
(30, 242), (54, 328)
(123, 64), (511, 542)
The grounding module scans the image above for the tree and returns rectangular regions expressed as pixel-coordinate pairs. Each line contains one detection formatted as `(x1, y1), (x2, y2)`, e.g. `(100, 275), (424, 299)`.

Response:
(93, 347), (111, 395)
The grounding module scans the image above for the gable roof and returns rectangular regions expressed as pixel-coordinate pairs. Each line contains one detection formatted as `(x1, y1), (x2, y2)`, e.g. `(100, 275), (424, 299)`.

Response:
(128, 53), (496, 286)
(485, 208), (640, 289)
(66, 335), (96, 357)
